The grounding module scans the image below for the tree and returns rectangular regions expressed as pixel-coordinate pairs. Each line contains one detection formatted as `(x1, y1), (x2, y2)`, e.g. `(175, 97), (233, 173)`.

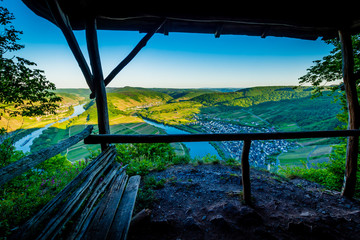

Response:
(0, 3), (61, 118)
(299, 35), (360, 97)
(298, 34), (360, 197)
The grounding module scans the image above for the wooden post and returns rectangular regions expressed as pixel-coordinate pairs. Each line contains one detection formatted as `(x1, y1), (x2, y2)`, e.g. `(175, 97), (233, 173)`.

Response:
(47, 0), (94, 93)
(241, 140), (252, 205)
(86, 17), (110, 151)
(339, 30), (360, 198)
(103, 19), (166, 87)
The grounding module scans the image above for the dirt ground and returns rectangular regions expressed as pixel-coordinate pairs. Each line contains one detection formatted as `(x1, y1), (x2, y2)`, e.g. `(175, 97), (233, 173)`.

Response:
(128, 164), (360, 240)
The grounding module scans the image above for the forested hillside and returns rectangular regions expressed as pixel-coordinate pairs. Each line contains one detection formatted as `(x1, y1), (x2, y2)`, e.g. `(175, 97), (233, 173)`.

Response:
(191, 86), (313, 107)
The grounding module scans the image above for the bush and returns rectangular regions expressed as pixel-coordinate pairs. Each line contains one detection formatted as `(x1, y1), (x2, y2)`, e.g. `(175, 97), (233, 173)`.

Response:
(115, 143), (189, 176)
(279, 142), (360, 198)
(0, 144), (87, 238)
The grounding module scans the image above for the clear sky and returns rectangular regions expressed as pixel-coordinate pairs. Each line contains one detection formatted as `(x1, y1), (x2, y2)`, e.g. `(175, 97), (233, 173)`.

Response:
(4, 0), (335, 89)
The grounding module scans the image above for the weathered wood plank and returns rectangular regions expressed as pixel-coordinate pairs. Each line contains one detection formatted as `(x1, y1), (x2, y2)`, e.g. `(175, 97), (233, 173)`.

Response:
(241, 140), (252, 205)
(36, 151), (117, 240)
(68, 163), (124, 240)
(84, 129), (360, 144)
(339, 30), (360, 198)
(46, 0), (94, 93)
(86, 17), (110, 151)
(103, 19), (167, 87)
(81, 171), (129, 239)
(107, 175), (141, 240)
(13, 146), (116, 240)
(0, 125), (93, 187)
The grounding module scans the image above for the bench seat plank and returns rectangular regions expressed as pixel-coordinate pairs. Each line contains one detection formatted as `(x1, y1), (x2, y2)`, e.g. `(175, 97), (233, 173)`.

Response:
(107, 175), (141, 240)
(81, 171), (128, 239)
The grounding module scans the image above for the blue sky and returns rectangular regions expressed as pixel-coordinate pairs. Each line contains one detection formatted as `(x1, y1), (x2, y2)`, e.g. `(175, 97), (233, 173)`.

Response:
(5, 0), (335, 89)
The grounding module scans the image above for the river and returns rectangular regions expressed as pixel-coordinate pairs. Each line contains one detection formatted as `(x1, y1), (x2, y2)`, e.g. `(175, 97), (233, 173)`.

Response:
(143, 119), (221, 159)
(14, 104), (86, 153)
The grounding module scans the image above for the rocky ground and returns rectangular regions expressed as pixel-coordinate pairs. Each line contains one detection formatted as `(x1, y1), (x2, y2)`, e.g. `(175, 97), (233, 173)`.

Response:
(128, 164), (360, 240)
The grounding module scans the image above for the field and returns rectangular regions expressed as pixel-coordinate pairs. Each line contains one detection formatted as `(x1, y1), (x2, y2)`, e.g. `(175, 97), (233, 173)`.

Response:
(8, 86), (343, 167)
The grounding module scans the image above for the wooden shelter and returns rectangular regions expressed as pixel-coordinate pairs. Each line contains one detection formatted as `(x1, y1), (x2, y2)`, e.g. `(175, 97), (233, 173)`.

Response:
(22, 0), (360, 199)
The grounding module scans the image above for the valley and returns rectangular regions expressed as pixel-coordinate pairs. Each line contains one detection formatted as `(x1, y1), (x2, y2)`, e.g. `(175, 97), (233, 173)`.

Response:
(8, 86), (342, 169)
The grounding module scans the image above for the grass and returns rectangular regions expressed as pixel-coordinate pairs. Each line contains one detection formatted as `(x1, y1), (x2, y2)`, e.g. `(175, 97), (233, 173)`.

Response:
(277, 144), (332, 168)
(139, 101), (203, 125)
(278, 145), (316, 166)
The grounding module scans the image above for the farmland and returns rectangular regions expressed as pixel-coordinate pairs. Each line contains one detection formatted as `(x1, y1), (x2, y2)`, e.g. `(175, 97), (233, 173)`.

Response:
(9, 86), (342, 168)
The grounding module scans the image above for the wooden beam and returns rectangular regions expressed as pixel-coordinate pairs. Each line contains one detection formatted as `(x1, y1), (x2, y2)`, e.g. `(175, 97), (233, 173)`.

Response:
(16, 147), (117, 239)
(84, 129), (360, 144)
(103, 19), (167, 88)
(46, 0), (94, 93)
(0, 126), (93, 187)
(107, 175), (141, 240)
(241, 140), (252, 205)
(86, 17), (110, 151)
(339, 30), (360, 198)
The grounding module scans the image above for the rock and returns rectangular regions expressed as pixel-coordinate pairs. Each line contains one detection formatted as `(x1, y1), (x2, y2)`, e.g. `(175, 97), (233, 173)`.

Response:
(235, 206), (263, 226)
(209, 214), (230, 229)
(300, 211), (313, 217)
(223, 203), (239, 216)
(184, 216), (201, 231)
(287, 221), (313, 234)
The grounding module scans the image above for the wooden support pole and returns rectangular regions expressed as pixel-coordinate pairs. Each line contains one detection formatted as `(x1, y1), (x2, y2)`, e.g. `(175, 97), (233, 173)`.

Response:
(46, 0), (94, 93)
(103, 19), (167, 88)
(339, 30), (360, 198)
(241, 140), (252, 205)
(86, 17), (110, 151)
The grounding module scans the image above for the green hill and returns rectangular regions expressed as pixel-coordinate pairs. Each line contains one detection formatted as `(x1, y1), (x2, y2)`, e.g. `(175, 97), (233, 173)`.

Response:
(191, 86), (313, 107)
(150, 88), (217, 102)
(107, 87), (173, 111)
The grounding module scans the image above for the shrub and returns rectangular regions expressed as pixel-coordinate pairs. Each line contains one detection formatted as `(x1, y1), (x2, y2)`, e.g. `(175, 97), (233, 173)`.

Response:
(115, 143), (189, 176)
(0, 149), (87, 238)
(279, 142), (360, 197)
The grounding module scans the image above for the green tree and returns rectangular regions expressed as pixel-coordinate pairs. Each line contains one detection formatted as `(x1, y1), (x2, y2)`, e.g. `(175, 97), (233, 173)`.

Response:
(299, 35), (360, 98)
(0, 3), (61, 118)
(287, 34), (360, 197)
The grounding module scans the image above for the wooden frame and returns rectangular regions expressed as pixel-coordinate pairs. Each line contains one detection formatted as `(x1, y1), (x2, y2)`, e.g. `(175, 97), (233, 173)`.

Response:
(339, 30), (360, 197)
(0, 126), (93, 187)
(86, 17), (110, 151)
(46, 0), (94, 93)
(84, 129), (360, 203)
(84, 129), (360, 144)
(44, 0), (360, 199)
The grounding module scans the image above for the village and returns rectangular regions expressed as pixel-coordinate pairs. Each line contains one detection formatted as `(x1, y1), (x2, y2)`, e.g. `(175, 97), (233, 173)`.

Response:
(195, 117), (296, 168)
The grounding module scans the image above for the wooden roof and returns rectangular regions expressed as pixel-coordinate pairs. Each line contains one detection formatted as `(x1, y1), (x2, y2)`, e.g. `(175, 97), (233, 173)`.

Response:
(22, 0), (360, 40)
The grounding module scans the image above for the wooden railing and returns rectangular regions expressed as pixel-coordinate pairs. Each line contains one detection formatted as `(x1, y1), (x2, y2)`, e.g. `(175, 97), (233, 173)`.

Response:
(0, 126), (93, 187)
(84, 129), (360, 204)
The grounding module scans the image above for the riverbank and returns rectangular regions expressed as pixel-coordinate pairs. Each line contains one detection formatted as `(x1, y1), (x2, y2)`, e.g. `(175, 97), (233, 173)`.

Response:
(14, 104), (86, 153)
(142, 118), (221, 159)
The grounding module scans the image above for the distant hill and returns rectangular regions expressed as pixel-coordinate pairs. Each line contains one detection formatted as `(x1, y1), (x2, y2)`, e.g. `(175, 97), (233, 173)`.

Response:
(191, 86), (313, 107)
(107, 87), (173, 111)
(149, 88), (216, 102)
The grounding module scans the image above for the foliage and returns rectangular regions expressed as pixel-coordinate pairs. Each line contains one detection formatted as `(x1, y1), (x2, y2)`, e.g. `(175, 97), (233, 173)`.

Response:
(299, 34), (360, 96)
(139, 101), (202, 125)
(0, 3), (61, 117)
(0, 145), (87, 238)
(248, 93), (342, 131)
(191, 86), (312, 107)
(281, 34), (360, 197)
(191, 153), (220, 165)
(279, 142), (360, 198)
(135, 176), (166, 212)
(115, 143), (189, 176)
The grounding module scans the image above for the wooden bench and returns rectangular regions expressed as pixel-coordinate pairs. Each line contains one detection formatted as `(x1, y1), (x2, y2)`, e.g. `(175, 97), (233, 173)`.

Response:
(12, 146), (140, 240)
